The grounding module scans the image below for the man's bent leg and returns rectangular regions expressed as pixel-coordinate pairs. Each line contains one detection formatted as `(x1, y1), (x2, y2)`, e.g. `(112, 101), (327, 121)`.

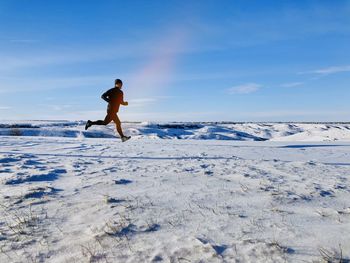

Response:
(90, 114), (113, 126)
(90, 120), (105, 125)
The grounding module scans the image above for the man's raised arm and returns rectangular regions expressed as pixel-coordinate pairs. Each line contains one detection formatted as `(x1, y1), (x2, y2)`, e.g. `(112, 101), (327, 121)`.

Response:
(101, 90), (111, 103)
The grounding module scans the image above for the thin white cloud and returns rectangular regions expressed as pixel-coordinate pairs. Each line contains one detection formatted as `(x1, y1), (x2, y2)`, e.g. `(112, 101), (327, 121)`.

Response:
(128, 96), (174, 108)
(280, 82), (304, 88)
(237, 110), (350, 118)
(0, 43), (145, 72)
(28, 109), (220, 122)
(227, 83), (261, 94)
(45, 104), (74, 111)
(9, 39), (38, 43)
(128, 98), (158, 108)
(0, 75), (116, 93)
(301, 65), (350, 75)
(129, 98), (158, 103)
(0, 106), (11, 110)
(39, 110), (106, 121)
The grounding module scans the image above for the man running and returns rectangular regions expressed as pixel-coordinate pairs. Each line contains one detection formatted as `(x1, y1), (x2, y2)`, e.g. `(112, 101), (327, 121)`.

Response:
(85, 79), (131, 142)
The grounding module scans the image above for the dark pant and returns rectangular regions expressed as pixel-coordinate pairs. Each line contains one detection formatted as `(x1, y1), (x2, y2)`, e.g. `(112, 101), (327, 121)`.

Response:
(90, 111), (124, 137)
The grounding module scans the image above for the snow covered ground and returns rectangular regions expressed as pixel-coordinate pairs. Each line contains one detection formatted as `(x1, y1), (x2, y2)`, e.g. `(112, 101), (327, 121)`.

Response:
(0, 121), (350, 262)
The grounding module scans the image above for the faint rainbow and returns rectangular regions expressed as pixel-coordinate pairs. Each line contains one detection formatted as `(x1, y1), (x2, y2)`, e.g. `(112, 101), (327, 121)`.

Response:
(128, 26), (188, 98)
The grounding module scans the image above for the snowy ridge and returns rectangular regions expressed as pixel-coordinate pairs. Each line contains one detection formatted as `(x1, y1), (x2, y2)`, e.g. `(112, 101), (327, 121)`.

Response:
(1, 121), (350, 141)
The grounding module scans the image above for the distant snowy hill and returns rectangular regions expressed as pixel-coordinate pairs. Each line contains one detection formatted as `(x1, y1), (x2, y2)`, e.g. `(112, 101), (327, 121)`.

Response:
(1, 121), (350, 141)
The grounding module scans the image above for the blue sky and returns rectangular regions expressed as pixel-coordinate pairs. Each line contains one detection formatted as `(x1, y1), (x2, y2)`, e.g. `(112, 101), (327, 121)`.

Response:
(0, 0), (349, 122)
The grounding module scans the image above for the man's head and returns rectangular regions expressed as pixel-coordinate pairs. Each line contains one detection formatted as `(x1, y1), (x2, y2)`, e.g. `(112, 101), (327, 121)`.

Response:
(115, 79), (123, 88)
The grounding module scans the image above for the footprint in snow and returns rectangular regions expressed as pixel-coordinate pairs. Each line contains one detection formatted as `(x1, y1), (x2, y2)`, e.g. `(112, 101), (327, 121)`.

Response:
(23, 159), (44, 166)
(114, 179), (133, 185)
(0, 157), (21, 163)
(5, 168), (67, 185)
(319, 190), (335, 197)
(23, 187), (62, 199)
(105, 196), (126, 204)
(204, 170), (214, 176)
(314, 184), (335, 197)
(152, 255), (163, 262)
(12, 187), (63, 204)
(196, 237), (228, 256)
(0, 168), (12, 173)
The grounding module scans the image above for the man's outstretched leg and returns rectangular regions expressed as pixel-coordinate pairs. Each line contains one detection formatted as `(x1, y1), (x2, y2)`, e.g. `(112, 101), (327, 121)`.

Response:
(85, 115), (112, 130)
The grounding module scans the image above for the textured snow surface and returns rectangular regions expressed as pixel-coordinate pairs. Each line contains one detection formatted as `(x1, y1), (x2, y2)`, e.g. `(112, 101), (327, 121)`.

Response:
(1, 120), (350, 141)
(0, 135), (349, 262)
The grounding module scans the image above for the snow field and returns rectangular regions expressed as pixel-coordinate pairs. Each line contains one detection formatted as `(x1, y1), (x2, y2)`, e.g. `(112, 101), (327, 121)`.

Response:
(0, 136), (349, 262)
